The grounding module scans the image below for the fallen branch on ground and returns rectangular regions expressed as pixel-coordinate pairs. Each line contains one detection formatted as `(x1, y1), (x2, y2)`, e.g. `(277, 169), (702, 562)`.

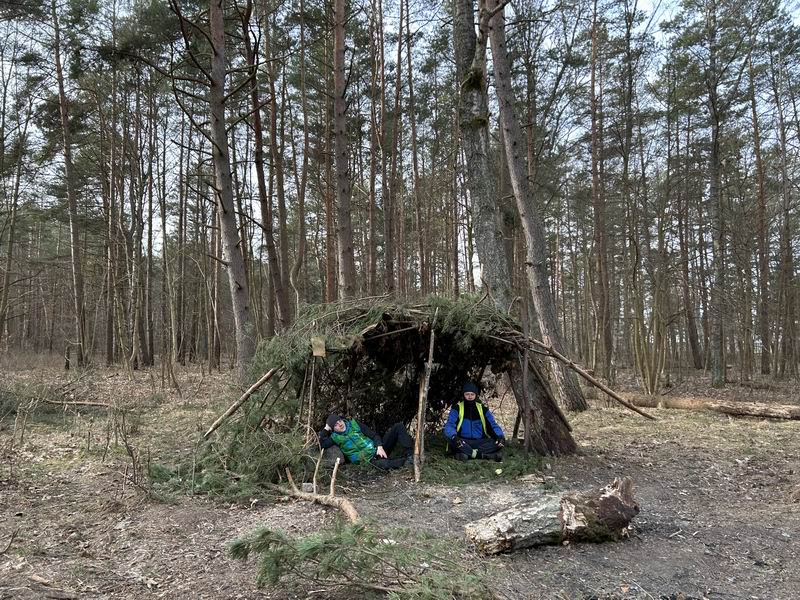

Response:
(1, 527), (19, 554)
(465, 477), (639, 554)
(45, 399), (111, 409)
(264, 460), (360, 524)
(628, 395), (800, 420)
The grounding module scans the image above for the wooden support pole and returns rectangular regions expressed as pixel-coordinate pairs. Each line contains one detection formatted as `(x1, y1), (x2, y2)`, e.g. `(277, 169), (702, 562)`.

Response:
(204, 368), (280, 438)
(305, 357), (317, 444)
(414, 308), (438, 482)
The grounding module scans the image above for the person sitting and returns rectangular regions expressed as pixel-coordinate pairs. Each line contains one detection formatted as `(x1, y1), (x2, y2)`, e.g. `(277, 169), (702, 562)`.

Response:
(444, 382), (505, 462)
(319, 414), (414, 470)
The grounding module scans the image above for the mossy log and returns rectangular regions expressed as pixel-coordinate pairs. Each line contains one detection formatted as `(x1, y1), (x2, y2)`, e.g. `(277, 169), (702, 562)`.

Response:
(465, 477), (639, 555)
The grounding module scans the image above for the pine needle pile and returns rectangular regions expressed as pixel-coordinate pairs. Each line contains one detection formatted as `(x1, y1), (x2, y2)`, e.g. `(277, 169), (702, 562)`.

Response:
(228, 521), (493, 599)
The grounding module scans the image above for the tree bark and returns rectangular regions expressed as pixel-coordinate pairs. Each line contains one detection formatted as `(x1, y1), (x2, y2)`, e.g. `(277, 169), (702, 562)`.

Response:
(706, 0), (726, 387)
(506, 357), (576, 456)
(405, 0), (426, 295)
(242, 1), (289, 332)
(452, 0), (511, 308)
(590, 0), (612, 381)
(486, 0), (587, 412)
(465, 477), (638, 554)
(677, 111), (704, 370)
(289, 0), (310, 307)
(333, 0), (357, 299)
(209, 0), (255, 379)
(52, 0), (87, 367)
(749, 56), (770, 375)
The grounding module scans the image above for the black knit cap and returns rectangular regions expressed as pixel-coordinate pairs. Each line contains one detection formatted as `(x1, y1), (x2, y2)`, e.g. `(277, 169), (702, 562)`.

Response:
(463, 382), (479, 394)
(326, 413), (343, 429)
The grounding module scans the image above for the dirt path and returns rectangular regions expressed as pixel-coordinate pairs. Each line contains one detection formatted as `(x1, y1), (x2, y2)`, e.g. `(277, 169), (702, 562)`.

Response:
(1, 366), (799, 599)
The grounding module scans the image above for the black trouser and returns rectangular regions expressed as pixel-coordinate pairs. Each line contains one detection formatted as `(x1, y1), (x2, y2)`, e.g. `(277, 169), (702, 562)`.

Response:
(371, 422), (414, 470)
(448, 436), (499, 459)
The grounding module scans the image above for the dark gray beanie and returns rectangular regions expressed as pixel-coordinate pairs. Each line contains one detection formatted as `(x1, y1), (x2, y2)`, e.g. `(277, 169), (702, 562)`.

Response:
(326, 413), (343, 429)
(463, 382), (479, 394)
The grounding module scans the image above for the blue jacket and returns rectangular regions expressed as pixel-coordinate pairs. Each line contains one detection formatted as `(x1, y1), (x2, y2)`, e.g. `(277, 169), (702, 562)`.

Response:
(444, 401), (504, 440)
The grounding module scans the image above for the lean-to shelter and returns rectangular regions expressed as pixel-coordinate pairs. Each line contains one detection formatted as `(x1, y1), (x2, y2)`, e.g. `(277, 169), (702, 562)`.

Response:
(249, 296), (576, 456)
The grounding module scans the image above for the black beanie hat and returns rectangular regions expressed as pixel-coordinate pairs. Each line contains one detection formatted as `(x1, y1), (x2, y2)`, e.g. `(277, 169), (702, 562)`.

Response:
(463, 382), (479, 394)
(326, 413), (343, 429)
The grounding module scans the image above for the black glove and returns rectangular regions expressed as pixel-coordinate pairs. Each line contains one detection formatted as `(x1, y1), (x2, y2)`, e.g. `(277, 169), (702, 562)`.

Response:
(494, 437), (505, 449)
(455, 438), (466, 449)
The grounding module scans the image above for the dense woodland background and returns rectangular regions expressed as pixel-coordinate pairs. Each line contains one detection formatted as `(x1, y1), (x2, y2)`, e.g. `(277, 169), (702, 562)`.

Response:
(1, 0), (799, 395)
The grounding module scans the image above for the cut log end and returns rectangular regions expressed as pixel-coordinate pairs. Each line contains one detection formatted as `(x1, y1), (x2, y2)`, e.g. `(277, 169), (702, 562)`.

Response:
(560, 476), (639, 543)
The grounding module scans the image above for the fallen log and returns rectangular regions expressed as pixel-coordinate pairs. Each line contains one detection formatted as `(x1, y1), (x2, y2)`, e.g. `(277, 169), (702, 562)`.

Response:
(628, 396), (800, 420)
(465, 477), (638, 555)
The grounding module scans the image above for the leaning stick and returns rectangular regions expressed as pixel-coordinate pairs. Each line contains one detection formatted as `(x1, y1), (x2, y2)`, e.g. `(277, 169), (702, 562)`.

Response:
(204, 368), (280, 438)
(268, 465), (359, 524)
(329, 457), (341, 496)
(528, 338), (655, 421)
(414, 308), (439, 482)
(312, 448), (324, 495)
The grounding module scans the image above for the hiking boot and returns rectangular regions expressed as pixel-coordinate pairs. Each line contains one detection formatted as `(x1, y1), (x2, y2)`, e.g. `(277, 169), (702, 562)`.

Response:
(481, 452), (503, 462)
(454, 452), (468, 461)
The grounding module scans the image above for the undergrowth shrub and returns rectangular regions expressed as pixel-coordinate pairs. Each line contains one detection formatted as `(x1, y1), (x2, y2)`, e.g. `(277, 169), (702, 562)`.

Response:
(229, 521), (493, 599)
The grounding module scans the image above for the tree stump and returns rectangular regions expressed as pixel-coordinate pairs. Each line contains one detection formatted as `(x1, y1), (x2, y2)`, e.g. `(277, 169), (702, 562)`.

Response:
(465, 477), (639, 555)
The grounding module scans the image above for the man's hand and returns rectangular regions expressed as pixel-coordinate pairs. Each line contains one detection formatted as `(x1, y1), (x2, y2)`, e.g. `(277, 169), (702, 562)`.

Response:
(455, 439), (466, 449)
(494, 438), (505, 449)
(376, 446), (388, 459)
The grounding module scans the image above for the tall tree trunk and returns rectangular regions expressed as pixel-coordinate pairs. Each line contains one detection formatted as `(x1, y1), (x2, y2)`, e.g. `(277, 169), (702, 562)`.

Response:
(677, 112), (704, 369)
(707, 0), (726, 387)
(367, 2), (379, 296)
(264, 13), (293, 319)
(52, 0), (87, 367)
(209, 0), (255, 379)
(452, 0), (511, 308)
(486, 0), (587, 412)
(590, 0), (612, 381)
(323, 36), (337, 302)
(405, 0), (425, 295)
(385, 0), (403, 296)
(333, 0), (357, 298)
(0, 119), (26, 346)
(242, 1), (289, 331)
(289, 0), (310, 307)
(771, 53), (795, 377)
(749, 56), (770, 375)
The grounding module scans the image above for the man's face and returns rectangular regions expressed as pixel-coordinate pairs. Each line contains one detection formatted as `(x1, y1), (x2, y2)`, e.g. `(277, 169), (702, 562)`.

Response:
(333, 419), (347, 433)
(463, 391), (477, 402)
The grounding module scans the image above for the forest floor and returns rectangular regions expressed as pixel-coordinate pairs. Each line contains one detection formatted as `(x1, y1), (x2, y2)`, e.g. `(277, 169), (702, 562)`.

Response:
(1, 356), (799, 600)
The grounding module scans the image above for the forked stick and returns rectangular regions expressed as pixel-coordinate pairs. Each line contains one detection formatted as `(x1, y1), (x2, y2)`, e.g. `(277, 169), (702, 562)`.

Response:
(266, 463), (359, 523)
